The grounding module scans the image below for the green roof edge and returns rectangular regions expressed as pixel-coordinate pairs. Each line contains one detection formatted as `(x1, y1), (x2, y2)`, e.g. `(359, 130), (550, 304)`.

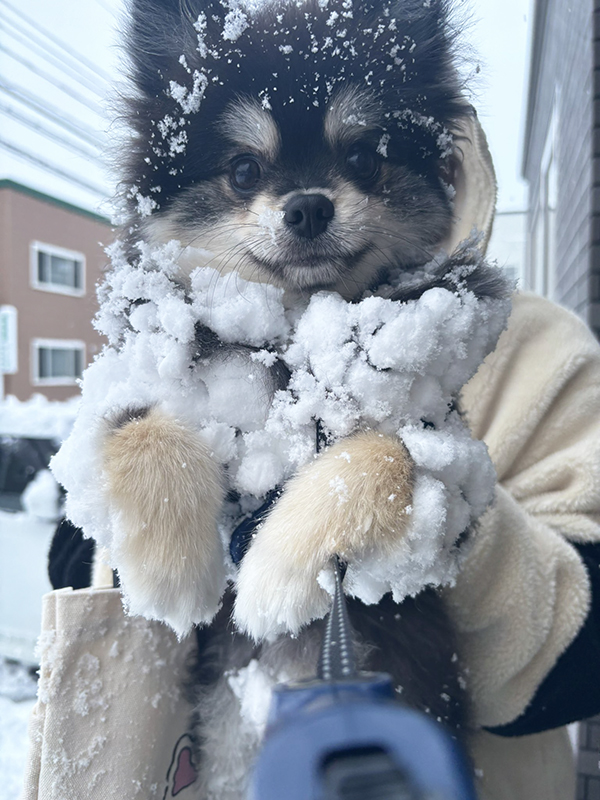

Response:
(0, 179), (111, 226)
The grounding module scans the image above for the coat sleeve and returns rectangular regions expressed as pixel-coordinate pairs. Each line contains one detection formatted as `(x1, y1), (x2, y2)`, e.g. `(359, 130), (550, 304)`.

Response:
(445, 291), (600, 730)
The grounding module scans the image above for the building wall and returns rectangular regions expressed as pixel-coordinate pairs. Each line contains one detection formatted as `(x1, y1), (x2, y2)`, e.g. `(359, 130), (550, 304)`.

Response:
(0, 183), (110, 401)
(577, 717), (600, 799)
(590, 0), (600, 331)
(523, 0), (596, 332)
(522, 7), (600, 791)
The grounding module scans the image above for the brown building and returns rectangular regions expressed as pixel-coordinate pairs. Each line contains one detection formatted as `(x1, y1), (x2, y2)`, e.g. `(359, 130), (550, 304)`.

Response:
(0, 180), (111, 401)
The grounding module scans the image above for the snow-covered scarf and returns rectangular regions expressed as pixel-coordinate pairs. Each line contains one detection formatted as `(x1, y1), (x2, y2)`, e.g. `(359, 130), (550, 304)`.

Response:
(52, 239), (511, 612)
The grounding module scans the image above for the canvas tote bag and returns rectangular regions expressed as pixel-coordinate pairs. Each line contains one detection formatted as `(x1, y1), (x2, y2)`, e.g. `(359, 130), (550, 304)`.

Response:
(20, 586), (199, 800)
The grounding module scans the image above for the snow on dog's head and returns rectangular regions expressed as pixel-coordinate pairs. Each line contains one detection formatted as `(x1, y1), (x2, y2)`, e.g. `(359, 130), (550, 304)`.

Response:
(119, 0), (471, 298)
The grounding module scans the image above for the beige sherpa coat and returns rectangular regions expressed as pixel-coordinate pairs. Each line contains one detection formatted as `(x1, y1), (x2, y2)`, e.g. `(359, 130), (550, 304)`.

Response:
(453, 290), (600, 799)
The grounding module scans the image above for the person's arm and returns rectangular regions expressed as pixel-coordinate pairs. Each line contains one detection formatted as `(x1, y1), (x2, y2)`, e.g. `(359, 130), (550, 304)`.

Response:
(446, 292), (600, 730)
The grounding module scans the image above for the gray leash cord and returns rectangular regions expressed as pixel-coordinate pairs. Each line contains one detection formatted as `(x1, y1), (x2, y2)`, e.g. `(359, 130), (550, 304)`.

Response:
(315, 419), (358, 681)
(317, 555), (358, 681)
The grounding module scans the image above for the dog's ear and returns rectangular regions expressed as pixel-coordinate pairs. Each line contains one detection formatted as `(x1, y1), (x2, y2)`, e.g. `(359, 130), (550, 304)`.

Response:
(125, 0), (225, 96)
(390, 0), (448, 23)
(347, 0), (460, 110)
(352, 0), (449, 30)
(126, 0), (187, 95)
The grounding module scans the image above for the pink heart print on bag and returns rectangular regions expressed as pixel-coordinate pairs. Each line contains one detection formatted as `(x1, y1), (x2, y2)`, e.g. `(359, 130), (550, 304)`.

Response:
(163, 734), (198, 798)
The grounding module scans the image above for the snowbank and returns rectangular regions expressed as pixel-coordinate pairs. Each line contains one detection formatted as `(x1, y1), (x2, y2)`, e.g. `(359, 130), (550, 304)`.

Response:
(0, 659), (37, 800)
(0, 394), (79, 441)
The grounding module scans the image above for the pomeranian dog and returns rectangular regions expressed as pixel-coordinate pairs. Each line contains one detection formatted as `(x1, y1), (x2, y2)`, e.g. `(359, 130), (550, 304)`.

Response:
(90, 0), (505, 795)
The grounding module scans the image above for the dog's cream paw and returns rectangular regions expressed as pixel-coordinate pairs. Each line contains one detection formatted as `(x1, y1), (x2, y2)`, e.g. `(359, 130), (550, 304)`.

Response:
(102, 407), (226, 637)
(233, 431), (413, 640)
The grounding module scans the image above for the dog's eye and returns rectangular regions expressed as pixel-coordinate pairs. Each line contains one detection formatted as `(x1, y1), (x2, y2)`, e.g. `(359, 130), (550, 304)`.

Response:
(231, 157), (262, 192)
(346, 145), (380, 181)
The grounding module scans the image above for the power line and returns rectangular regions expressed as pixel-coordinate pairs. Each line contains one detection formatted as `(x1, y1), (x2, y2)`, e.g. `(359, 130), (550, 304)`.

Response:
(0, 0), (114, 84)
(0, 7), (109, 98)
(0, 137), (108, 196)
(0, 80), (105, 150)
(0, 101), (102, 161)
(0, 42), (104, 115)
(0, 15), (107, 100)
(0, 9), (109, 97)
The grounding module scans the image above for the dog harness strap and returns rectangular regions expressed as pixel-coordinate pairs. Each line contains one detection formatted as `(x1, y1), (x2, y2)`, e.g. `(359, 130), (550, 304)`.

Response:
(231, 420), (326, 566)
(229, 489), (280, 565)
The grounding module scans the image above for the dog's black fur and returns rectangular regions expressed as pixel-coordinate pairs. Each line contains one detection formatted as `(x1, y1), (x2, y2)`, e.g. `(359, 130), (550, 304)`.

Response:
(189, 587), (467, 732)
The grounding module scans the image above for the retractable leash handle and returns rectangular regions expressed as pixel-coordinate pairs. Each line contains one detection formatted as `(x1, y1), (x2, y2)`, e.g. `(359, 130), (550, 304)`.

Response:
(249, 558), (477, 800)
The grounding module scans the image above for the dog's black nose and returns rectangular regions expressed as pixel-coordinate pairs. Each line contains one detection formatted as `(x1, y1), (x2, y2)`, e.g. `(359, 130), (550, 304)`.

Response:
(283, 194), (335, 239)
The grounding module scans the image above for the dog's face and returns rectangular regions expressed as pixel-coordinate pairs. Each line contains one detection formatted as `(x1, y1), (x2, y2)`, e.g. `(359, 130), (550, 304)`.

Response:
(122, 0), (468, 298)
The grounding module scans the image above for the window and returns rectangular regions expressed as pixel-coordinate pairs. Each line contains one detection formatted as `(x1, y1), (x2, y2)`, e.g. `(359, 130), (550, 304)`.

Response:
(32, 339), (85, 386)
(30, 242), (85, 296)
(527, 99), (559, 299)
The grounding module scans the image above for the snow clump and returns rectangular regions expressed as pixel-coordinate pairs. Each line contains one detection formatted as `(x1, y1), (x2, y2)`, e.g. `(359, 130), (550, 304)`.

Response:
(51, 238), (511, 629)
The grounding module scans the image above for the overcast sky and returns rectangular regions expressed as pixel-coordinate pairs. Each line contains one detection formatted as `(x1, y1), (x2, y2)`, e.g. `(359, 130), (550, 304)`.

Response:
(0, 0), (532, 217)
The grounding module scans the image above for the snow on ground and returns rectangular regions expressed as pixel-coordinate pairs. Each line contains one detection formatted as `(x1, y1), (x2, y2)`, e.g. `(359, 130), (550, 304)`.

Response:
(0, 396), (75, 798)
(0, 393), (79, 439)
(0, 659), (38, 800)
